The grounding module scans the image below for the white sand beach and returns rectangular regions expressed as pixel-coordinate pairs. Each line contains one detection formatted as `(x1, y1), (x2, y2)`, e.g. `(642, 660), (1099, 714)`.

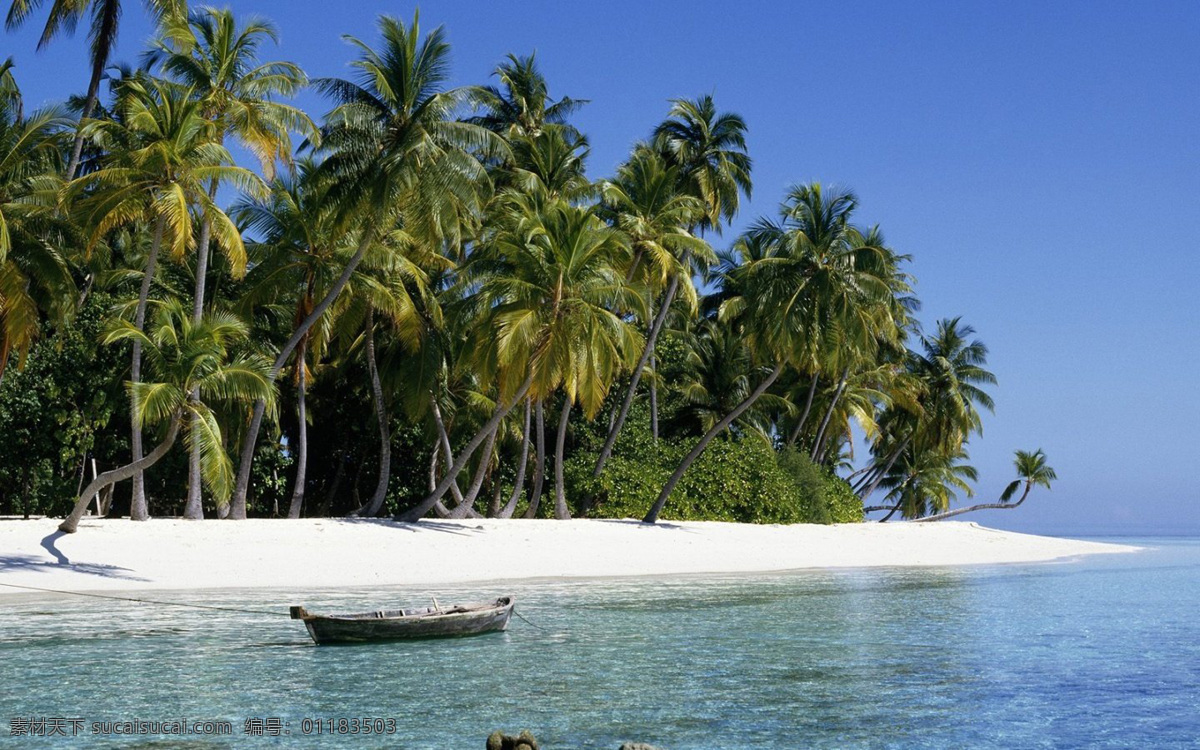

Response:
(0, 518), (1137, 595)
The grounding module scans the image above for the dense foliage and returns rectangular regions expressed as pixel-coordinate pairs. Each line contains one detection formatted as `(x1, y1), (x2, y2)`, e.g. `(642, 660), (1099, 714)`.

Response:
(0, 4), (1054, 528)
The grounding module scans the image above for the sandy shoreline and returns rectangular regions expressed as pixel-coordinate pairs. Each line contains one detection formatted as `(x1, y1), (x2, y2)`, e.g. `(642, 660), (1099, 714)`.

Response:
(0, 517), (1138, 595)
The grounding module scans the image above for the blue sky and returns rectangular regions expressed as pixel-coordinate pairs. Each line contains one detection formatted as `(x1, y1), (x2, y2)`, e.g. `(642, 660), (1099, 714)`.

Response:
(5, 0), (1198, 534)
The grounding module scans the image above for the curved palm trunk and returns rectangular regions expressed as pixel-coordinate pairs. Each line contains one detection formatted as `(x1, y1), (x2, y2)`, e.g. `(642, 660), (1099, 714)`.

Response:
(810, 369), (849, 461)
(448, 425), (498, 518)
(644, 363), (783, 524)
(649, 353), (659, 441)
(554, 398), (572, 520)
(427, 396), (476, 517)
(593, 274), (679, 477)
(357, 309), (391, 518)
(60, 415), (182, 533)
(286, 338), (309, 519)
(523, 400), (546, 519)
(398, 371), (536, 522)
(129, 216), (166, 522)
(428, 447), (440, 493)
(425, 449), (454, 518)
(498, 399), (532, 518)
(857, 435), (912, 501)
(787, 375), (819, 445)
(912, 484), (1032, 523)
(229, 231), (373, 519)
(877, 502), (904, 522)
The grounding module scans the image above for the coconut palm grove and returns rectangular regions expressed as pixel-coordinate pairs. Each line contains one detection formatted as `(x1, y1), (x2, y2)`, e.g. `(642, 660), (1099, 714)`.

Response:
(0, 3), (1054, 531)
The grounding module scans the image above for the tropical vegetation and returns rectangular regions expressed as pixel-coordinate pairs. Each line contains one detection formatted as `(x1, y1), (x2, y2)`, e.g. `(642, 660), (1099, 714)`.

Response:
(0, 4), (1054, 530)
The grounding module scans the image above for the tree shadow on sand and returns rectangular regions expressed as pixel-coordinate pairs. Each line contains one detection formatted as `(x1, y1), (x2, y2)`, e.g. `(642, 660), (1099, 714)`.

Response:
(591, 518), (696, 532)
(0, 532), (149, 583)
(331, 518), (487, 537)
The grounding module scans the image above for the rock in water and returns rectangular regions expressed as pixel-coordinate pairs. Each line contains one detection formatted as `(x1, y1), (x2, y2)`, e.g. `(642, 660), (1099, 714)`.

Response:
(486, 730), (540, 750)
(618, 744), (663, 750)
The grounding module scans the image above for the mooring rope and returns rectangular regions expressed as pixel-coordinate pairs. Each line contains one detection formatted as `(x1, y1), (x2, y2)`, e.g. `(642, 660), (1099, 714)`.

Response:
(512, 607), (553, 633)
(0, 581), (288, 617)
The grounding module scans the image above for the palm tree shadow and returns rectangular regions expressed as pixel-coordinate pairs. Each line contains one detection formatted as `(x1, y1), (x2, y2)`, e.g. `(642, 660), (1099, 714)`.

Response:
(331, 518), (486, 537)
(40, 531), (70, 564)
(592, 518), (696, 532)
(0, 532), (149, 582)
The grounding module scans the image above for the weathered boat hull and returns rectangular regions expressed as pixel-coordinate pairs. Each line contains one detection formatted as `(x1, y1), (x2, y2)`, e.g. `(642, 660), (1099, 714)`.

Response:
(291, 597), (514, 645)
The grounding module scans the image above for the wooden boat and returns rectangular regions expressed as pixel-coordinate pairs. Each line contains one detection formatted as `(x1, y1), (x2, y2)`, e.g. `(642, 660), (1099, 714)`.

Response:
(289, 597), (515, 644)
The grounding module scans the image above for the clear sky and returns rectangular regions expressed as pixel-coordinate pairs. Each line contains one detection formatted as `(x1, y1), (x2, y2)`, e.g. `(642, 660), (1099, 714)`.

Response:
(4, 0), (1197, 535)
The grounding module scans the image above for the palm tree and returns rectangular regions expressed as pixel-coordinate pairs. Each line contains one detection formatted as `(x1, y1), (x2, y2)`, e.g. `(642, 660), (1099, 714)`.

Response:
(603, 95), (751, 467)
(742, 185), (910, 460)
(4, 0), (183, 178)
(147, 6), (315, 517)
(858, 317), (996, 502)
(913, 449), (1056, 522)
(0, 92), (73, 378)
(227, 11), (499, 519)
(592, 146), (710, 476)
(65, 76), (261, 520)
(148, 7), (314, 179)
(643, 184), (904, 523)
(872, 446), (978, 521)
(466, 52), (585, 140)
(674, 318), (777, 442)
(341, 232), (438, 518)
(234, 162), (346, 518)
(0, 57), (21, 119)
(400, 197), (642, 521)
(652, 94), (752, 235)
(59, 300), (274, 532)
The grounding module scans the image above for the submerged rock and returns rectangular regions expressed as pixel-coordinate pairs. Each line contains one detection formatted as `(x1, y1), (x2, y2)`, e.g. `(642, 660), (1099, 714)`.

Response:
(618, 744), (663, 750)
(486, 729), (539, 750)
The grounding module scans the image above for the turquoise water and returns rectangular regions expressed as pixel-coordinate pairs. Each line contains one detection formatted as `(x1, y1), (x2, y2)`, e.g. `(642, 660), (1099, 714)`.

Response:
(2, 539), (1198, 748)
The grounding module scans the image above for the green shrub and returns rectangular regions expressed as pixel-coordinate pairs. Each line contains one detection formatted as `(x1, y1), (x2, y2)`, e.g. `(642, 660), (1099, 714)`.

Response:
(565, 411), (864, 524)
(822, 472), (865, 523)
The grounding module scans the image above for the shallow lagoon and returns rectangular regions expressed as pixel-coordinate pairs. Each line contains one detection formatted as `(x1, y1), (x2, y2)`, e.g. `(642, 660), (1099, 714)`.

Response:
(2, 539), (1197, 748)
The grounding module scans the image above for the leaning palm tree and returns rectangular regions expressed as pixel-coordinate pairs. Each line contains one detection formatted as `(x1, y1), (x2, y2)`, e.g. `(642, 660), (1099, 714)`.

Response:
(592, 146), (710, 476)
(914, 449), (1056, 522)
(742, 185), (911, 461)
(400, 196), (642, 521)
(59, 300), (274, 532)
(5, 0), (184, 178)
(871, 445), (978, 521)
(609, 95), (750, 459)
(674, 318), (777, 443)
(858, 317), (996, 503)
(642, 185), (904, 523)
(227, 11), (500, 519)
(337, 231), (439, 519)
(148, 6), (315, 517)
(0, 94), (73, 378)
(234, 161), (347, 518)
(65, 75), (262, 520)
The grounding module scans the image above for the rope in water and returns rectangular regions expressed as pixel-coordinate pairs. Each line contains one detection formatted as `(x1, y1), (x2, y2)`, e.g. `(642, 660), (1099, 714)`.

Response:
(512, 607), (553, 632)
(0, 581), (288, 617)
